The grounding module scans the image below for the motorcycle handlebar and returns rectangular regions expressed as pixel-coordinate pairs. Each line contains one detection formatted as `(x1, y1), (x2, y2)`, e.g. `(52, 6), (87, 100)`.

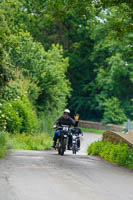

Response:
(53, 126), (83, 136)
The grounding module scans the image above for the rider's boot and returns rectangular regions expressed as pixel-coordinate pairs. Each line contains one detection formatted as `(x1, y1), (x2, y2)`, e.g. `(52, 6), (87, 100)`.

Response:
(52, 141), (56, 148)
(67, 145), (72, 150)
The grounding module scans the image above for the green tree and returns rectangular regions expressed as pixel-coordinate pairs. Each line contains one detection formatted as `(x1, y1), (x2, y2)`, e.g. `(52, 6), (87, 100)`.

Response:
(1, 0), (133, 126)
(92, 1), (133, 39)
(5, 32), (70, 114)
(103, 97), (127, 124)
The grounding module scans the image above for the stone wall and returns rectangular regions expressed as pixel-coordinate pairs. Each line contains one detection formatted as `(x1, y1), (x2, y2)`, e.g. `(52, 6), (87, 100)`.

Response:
(79, 120), (123, 132)
(103, 131), (133, 149)
(79, 120), (133, 149)
(105, 124), (123, 132)
(79, 120), (105, 130)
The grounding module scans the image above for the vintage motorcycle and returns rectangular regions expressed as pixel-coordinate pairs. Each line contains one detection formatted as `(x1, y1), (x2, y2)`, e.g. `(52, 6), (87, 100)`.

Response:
(55, 125), (69, 156)
(71, 127), (83, 154)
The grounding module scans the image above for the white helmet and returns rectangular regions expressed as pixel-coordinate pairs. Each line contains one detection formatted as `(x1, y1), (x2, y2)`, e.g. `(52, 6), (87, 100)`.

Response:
(64, 109), (70, 114)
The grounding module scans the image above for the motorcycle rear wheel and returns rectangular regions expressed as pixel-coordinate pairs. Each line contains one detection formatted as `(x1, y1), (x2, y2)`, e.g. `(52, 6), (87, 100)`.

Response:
(72, 145), (77, 154)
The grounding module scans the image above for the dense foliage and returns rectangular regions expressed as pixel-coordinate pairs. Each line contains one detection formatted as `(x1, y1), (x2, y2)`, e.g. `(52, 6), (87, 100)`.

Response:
(0, 0), (71, 134)
(88, 140), (133, 170)
(1, 0), (133, 137)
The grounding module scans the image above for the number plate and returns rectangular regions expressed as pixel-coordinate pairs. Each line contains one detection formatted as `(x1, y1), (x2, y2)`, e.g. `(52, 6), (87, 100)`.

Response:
(63, 126), (68, 131)
(73, 135), (76, 139)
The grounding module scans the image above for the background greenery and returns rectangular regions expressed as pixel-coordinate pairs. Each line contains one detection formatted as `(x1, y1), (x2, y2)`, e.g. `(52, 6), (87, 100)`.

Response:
(0, 0), (133, 154)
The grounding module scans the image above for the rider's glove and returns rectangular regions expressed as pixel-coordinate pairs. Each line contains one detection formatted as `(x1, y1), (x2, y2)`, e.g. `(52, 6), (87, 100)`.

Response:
(53, 125), (56, 129)
(74, 114), (79, 122)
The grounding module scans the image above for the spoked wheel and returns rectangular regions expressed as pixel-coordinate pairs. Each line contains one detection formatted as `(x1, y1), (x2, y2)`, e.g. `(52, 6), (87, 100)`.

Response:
(58, 141), (61, 155)
(58, 147), (61, 155)
(58, 139), (66, 156)
(72, 144), (77, 154)
(58, 146), (65, 155)
(73, 149), (76, 154)
(60, 146), (64, 156)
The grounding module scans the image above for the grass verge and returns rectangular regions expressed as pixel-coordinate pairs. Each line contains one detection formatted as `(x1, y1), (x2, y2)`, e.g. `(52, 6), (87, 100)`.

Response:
(0, 132), (7, 158)
(0, 132), (52, 158)
(7, 133), (52, 150)
(80, 127), (105, 134)
(88, 140), (133, 170)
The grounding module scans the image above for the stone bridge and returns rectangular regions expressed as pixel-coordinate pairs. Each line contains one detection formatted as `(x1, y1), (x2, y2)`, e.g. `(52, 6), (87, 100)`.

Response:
(79, 120), (133, 149)
(103, 131), (133, 149)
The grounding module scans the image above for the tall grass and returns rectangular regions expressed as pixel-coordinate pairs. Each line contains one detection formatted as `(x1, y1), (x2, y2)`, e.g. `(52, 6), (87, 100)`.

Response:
(0, 110), (64, 157)
(39, 111), (59, 136)
(0, 131), (52, 158)
(7, 133), (52, 150)
(0, 132), (7, 157)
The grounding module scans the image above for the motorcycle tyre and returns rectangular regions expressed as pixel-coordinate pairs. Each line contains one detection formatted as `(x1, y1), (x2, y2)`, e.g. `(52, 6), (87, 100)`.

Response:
(72, 145), (77, 154)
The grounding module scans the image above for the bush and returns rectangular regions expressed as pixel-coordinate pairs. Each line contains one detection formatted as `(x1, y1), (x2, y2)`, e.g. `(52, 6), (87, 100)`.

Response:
(0, 97), (39, 134)
(88, 140), (133, 170)
(11, 98), (39, 134)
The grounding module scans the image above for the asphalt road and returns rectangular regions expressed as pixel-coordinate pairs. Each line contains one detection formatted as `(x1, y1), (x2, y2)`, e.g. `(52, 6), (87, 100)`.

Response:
(0, 132), (133, 200)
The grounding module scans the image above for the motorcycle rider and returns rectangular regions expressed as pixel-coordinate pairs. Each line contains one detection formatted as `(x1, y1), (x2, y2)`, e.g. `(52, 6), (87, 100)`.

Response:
(52, 109), (79, 149)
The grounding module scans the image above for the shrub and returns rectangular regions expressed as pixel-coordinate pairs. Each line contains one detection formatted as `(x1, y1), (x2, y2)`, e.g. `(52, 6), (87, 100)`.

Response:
(11, 97), (39, 134)
(0, 97), (39, 134)
(88, 140), (133, 170)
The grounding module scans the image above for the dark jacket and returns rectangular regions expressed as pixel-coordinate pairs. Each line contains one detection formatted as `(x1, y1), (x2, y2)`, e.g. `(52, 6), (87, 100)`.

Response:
(54, 116), (78, 127)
